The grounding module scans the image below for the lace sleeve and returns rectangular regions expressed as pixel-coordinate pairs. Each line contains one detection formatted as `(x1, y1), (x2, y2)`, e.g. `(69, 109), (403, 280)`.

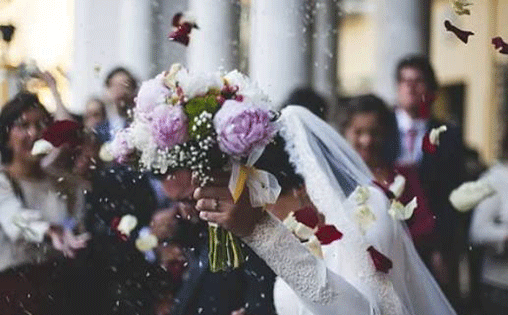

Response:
(242, 213), (375, 315)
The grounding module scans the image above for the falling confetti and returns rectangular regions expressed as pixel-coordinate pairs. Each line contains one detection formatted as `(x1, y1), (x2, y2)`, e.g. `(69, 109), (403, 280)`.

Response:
(492, 37), (508, 54)
(168, 12), (199, 46)
(451, 0), (473, 16)
(444, 20), (474, 44)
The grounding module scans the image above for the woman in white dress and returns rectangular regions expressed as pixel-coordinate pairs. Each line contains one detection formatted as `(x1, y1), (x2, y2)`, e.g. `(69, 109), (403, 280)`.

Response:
(0, 92), (88, 271)
(194, 106), (456, 315)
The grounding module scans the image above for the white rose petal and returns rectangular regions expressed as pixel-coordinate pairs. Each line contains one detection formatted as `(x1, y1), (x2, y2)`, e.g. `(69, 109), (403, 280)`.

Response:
(135, 233), (158, 252)
(117, 214), (138, 236)
(449, 178), (494, 212)
(388, 197), (418, 220)
(282, 212), (299, 231)
(353, 186), (371, 205)
(99, 142), (114, 162)
(354, 205), (376, 233)
(389, 174), (406, 199)
(429, 125), (447, 146)
(294, 222), (316, 241)
(31, 139), (54, 156)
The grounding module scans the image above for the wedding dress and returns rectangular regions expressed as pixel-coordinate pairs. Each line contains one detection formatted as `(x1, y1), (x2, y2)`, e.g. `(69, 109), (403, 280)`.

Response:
(242, 106), (456, 315)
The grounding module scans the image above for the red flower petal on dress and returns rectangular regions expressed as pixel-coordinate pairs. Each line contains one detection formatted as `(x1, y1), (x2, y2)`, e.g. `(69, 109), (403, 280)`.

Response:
(492, 37), (508, 54)
(372, 181), (396, 200)
(367, 246), (393, 274)
(444, 20), (474, 44)
(293, 206), (319, 229)
(42, 120), (82, 147)
(422, 133), (437, 154)
(315, 225), (343, 245)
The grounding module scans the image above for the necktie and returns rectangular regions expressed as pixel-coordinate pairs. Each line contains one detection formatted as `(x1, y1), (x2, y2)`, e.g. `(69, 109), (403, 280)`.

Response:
(407, 128), (417, 157)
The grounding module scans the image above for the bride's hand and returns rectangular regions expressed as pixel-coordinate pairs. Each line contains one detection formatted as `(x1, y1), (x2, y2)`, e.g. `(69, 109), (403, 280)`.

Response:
(193, 181), (264, 237)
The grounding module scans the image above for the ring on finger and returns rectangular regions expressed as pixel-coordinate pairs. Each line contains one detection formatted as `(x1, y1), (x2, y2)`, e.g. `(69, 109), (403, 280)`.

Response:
(213, 198), (219, 211)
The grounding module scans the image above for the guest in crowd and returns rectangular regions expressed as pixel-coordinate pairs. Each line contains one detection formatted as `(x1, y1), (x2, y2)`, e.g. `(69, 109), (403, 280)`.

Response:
(95, 67), (137, 143)
(470, 127), (508, 314)
(83, 97), (106, 132)
(343, 94), (436, 251)
(0, 92), (88, 271)
(384, 55), (466, 305)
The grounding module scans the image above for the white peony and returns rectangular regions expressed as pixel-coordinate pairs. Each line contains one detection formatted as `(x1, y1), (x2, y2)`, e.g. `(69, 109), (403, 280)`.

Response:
(176, 68), (222, 99)
(223, 70), (270, 105)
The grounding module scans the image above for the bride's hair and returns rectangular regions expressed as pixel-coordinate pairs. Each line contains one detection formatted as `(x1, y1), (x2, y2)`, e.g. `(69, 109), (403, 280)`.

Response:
(255, 134), (304, 194)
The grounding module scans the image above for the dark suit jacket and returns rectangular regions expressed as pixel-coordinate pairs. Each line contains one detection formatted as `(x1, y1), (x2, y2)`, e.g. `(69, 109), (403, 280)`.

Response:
(171, 226), (277, 315)
(385, 114), (466, 247)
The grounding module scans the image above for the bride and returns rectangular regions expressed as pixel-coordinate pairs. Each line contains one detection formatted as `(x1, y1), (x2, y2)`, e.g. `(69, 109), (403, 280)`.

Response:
(110, 65), (456, 314)
(194, 106), (456, 315)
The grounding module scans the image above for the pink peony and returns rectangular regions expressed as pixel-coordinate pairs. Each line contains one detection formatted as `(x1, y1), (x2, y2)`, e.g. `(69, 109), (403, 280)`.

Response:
(136, 74), (172, 113)
(151, 105), (188, 149)
(110, 129), (133, 163)
(214, 100), (276, 157)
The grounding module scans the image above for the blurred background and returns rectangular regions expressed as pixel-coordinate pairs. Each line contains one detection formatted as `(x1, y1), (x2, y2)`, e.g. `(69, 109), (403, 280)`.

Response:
(0, 0), (505, 164)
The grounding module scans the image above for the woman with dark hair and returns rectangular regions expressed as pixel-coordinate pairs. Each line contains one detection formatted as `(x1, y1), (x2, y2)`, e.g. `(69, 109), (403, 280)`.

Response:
(343, 94), (436, 260)
(0, 92), (88, 271)
(470, 126), (508, 314)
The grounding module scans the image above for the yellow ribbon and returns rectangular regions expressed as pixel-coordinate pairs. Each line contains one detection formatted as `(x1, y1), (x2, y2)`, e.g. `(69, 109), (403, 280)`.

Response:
(231, 165), (252, 203)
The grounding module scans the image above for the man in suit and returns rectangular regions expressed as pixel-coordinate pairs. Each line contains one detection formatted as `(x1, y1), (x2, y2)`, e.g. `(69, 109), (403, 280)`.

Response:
(385, 55), (466, 308)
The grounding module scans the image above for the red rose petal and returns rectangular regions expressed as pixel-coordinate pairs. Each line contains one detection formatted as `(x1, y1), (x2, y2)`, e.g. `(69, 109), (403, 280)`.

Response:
(492, 36), (508, 54)
(42, 120), (82, 147)
(315, 225), (343, 245)
(110, 216), (128, 242)
(168, 27), (191, 46)
(367, 246), (393, 274)
(444, 20), (474, 44)
(172, 12), (183, 27)
(294, 206), (319, 229)
(422, 133), (437, 155)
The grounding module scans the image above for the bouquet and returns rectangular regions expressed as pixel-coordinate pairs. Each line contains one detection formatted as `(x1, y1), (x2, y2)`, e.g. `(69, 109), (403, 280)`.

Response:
(110, 64), (281, 272)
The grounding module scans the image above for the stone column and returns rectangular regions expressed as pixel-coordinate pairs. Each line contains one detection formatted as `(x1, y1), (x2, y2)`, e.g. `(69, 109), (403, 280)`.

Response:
(187, 0), (241, 73)
(118, 0), (153, 80)
(312, 0), (339, 125)
(374, 0), (430, 105)
(249, 0), (311, 108)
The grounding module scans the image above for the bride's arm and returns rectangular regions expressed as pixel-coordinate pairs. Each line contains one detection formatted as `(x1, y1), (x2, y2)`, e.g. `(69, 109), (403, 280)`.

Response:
(242, 212), (375, 315)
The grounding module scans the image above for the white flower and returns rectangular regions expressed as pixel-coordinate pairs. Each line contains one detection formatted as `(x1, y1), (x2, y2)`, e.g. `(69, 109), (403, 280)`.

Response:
(176, 68), (222, 99)
(352, 186), (371, 205)
(388, 197), (418, 220)
(223, 70), (270, 105)
(31, 139), (54, 156)
(98, 142), (114, 162)
(283, 213), (316, 240)
(354, 205), (376, 233)
(429, 125), (447, 146)
(117, 214), (138, 237)
(449, 178), (495, 212)
(135, 227), (159, 252)
(451, 0), (473, 15)
(389, 174), (406, 199)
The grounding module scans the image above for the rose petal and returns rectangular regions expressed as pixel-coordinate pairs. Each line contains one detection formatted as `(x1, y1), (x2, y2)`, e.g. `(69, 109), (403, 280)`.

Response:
(117, 214), (138, 237)
(388, 174), (406, 199)
(31, 139), (55, 156)
(315, 225), (343, 245)
(42, 120), (82, 147)
(372, 181), (396, 200)
(367, 246), (393, 274)
(422, 133), (437, 154)
(293, 206), (320, 229)
(492, 37), (508, 54)
(444, 20), (474, 44)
